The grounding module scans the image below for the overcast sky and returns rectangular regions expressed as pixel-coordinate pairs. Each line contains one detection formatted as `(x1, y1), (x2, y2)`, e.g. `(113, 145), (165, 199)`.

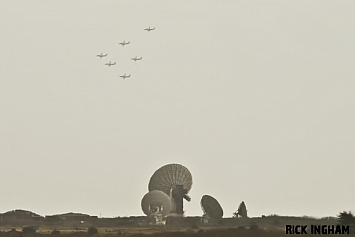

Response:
(0, 0), (354, 218)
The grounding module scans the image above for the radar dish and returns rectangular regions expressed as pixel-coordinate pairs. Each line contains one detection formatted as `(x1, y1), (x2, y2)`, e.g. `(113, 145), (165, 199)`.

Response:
(234, 201), (248, 218)
(148, 164), (193, 195)
(201, 195), (223, 219)
(141, 190), (172, 217)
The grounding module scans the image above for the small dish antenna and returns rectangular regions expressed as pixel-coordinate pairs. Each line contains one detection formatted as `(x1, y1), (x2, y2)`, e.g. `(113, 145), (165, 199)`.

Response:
(141, 190), (172, 223)
(200, 195), (224, 222)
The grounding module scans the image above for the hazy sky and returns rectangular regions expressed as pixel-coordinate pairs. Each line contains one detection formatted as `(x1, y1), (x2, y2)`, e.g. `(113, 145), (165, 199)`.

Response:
(1, 0), (354, 218)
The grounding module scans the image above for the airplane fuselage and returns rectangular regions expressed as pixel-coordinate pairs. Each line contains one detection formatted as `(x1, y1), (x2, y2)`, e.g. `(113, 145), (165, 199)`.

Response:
(132, 58), (142, 61)
(144, 27), (155, 32)
(120, 74), (130, 79)
(105, 62), (116, 67)
(119, 41), (130, 46)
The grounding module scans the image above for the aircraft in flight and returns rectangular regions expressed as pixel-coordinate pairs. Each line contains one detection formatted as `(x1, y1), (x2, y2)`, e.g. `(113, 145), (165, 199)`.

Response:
(120, 74), (131, 79)
(105, 61), (116, 67)
(144, 26), (155, 32)
(119, 41), (130, 46)
(131, 56), (142, 61)
(97, 53), (107, 58)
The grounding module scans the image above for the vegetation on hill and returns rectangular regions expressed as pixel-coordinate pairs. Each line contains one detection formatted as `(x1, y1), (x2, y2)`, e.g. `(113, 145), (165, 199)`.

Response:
(338, 211), (355, 233)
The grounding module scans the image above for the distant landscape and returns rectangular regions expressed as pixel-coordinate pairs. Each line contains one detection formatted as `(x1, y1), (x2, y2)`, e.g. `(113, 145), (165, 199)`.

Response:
(1, 209), (353, 236)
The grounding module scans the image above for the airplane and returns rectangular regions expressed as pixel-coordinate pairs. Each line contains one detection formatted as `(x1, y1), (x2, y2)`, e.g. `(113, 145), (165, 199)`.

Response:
(105, 61), (116, 67)
(120, 74), (131, 79)
(97, 53), (107, 58)
(144, 26), (155, 32)
(131, 56), (142, 61)
(119, 41), (130, 46)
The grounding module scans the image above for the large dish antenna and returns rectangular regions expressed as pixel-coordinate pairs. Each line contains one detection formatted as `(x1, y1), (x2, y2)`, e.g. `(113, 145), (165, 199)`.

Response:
(141, 190), (171, 218)
(148, 164), (192, 215)
(200, 195), (223, 220)
(148, 163), (192, 195)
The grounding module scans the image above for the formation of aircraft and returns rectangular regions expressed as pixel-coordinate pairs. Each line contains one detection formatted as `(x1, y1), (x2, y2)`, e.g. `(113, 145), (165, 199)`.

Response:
(144, 26), (155, 32)
(105, 61), (116, 67)
(131, 56), (142, 61)
(97, 53), (107, 58)
(97, 26), (155, 79)
(119, 41), (130, 46)
(120, 74), (131, 79)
